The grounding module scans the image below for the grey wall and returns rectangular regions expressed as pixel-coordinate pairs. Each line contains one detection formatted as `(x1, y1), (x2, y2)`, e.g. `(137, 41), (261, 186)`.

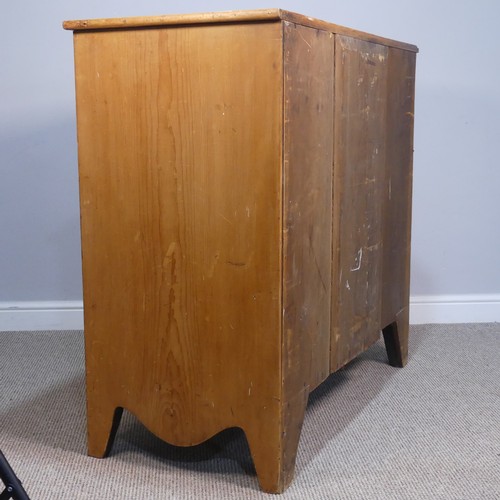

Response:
(1, 0), (499, 302)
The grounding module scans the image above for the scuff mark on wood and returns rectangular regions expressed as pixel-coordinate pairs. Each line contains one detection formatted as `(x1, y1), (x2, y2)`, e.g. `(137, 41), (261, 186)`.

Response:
(217, 212), (233, 225)
(207, 252), (220, 277)
(297, 29), (312, 49)
(226, 260), (246, 267)
(350, 248), (363, 272)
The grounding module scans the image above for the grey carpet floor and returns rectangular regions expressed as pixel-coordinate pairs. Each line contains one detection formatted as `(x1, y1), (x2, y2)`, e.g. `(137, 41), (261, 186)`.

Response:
(0, 324), (499, 499)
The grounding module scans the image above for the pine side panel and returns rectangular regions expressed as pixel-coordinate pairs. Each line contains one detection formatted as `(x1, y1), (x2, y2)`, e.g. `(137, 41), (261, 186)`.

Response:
(74, 22), (283, 447)
(331, 36), (389, 372)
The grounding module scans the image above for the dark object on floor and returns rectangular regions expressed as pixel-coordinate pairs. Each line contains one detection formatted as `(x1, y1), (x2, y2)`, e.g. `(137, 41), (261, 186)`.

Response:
(0, 450), (30, 500)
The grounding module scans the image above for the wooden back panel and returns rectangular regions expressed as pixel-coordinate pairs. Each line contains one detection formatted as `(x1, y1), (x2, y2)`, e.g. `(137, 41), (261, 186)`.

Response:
(282, 21), (334, 398)
(381, 47), (416, 328)
(331, 36), (416, 372)
(331, 36), (389, 371)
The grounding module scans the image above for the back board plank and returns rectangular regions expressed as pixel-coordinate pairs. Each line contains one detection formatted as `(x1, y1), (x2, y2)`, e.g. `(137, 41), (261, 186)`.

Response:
(331, 35), (389, 372)
(282, 22), (334, 395)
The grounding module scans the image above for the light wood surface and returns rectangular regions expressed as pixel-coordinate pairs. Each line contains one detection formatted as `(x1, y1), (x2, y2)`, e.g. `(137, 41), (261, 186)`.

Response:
(75, 21), (284, 487)
(63, 8), (418, 53)
(69, 12), (417, 493)
(63, 9), (280, 31)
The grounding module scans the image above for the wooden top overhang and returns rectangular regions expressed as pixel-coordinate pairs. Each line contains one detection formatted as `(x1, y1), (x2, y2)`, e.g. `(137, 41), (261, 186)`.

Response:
(63, 8), (418, 53)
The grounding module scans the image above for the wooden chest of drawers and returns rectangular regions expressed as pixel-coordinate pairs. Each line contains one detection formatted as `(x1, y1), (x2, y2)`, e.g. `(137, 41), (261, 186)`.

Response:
(64, 9), (417, 493)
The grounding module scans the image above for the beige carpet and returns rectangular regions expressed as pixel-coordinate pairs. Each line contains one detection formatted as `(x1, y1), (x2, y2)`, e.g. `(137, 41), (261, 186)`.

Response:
(0, 324), (499, 499)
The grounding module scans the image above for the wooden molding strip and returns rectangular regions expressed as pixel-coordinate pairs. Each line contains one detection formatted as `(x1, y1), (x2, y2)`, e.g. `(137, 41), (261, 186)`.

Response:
(62, 9), (281, 31)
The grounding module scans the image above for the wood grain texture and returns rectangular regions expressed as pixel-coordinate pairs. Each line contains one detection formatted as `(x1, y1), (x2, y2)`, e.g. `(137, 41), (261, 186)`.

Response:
(280, 11), (418, 53)
(283, 21), (334, 398)
(74, 21), (284, 463)
(380, 47), (416, 365)
(63, 9), (281, 31)
(331, 35), (389, 372)
(63, 9), (418, 53)
(280, 21), (335, 490)
(70, 13), (417, 493)
(381, 47), (416, 325)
